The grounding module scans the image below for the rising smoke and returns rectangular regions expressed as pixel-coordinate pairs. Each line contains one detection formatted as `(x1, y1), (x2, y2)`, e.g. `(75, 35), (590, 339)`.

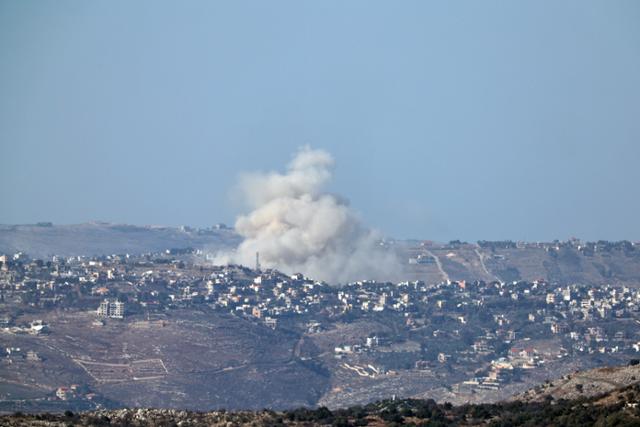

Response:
(214, 146), (401, 284)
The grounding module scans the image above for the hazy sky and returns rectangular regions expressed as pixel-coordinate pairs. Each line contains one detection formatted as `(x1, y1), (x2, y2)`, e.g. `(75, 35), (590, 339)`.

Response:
(1, 1), (639, 242)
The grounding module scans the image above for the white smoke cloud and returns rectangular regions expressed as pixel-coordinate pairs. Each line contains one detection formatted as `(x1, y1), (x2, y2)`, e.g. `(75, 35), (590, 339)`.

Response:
(214, 146), (401, 284)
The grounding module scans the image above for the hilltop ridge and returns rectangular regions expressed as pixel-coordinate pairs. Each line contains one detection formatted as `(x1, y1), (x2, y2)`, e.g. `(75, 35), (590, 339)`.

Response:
(0, 223), (239, 258)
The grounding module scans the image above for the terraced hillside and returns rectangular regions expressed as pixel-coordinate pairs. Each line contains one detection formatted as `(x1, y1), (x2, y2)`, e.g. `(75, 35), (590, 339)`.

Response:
(0, 310), (329, 412)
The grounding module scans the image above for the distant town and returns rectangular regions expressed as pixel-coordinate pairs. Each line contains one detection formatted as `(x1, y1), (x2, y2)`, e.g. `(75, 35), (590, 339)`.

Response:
(2, 238), (640, 411)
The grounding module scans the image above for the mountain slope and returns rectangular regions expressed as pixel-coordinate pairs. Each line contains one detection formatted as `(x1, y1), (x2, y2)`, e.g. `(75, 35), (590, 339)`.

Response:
(0, 223), (239, 257)
(513, 362), (640, 403)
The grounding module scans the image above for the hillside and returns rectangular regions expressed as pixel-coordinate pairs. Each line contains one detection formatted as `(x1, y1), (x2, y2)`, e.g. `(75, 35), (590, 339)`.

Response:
(401, 240), (640, 287)
(0, 309), (329, 413)
(513, 361), (640, 403)
(2, 237), (640, 413)
(2, 372), (640, 426)
(0, 223), (240, 258)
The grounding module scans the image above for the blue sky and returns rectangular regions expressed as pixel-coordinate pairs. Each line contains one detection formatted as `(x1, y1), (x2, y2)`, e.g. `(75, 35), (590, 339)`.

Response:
(1, 1), (639, 242)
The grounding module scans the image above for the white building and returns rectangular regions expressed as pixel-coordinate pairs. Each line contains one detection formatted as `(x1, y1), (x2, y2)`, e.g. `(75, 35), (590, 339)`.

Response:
(96, 299), (125, 319)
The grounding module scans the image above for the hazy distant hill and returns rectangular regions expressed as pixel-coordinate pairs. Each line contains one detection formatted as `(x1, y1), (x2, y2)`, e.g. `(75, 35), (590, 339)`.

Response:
(0, 223), (240, 258)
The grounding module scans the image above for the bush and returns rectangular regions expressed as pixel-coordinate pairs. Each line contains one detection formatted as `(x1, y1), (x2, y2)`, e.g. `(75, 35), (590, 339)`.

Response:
(471, 405), (492, 420)
(380, 407), (403, 423)
(315, 406), (334, 421)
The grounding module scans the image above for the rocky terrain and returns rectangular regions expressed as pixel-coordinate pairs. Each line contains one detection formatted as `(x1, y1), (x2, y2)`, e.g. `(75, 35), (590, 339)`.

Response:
(513, 361), (640, 403)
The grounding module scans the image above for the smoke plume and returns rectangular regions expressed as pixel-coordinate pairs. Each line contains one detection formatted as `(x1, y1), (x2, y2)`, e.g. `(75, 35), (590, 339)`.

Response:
(214, 146), (400, 284)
